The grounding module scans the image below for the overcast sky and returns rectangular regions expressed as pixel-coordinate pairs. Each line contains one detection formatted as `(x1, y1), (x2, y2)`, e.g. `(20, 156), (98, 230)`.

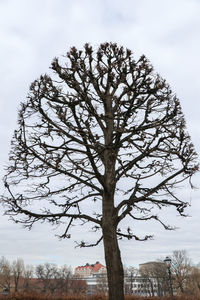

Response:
(0, 0), (200, 271)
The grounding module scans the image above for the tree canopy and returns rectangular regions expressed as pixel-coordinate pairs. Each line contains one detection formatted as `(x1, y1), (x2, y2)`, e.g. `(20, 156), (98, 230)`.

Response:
(2, 43), (198, 300)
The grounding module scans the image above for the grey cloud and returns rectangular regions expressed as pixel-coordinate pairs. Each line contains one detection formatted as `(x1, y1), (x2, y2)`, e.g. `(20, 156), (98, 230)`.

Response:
(0, 0), (199, 269)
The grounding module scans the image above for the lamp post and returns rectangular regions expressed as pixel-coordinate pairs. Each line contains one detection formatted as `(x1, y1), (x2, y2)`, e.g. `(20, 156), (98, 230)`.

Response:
(164, 256), (174, 300)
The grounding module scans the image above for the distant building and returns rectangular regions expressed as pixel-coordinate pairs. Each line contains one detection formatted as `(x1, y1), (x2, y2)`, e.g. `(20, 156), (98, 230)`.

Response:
(74, 261), (106, 278)
(124, 274), (152, 296)
(138, 261), (168, 297)
(74, 262), (107, 295)
(74, 260), (169, 297)
(139, 261), (165, 270)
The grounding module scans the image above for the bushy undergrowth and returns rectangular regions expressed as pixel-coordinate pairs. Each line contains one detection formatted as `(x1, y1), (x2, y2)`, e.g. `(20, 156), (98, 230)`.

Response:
(0, 294), (199, 300)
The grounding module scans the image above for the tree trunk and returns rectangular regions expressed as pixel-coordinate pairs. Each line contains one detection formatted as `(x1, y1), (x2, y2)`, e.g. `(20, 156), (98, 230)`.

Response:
(102, 199), (124, 300)
(150, 280), (154, 297)
(102, 101), (124, 299)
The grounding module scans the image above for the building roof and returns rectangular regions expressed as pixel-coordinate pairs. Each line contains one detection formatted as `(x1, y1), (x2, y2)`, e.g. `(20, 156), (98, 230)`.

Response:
(139, 261), (165, 266)
(75, 261), (106, 273)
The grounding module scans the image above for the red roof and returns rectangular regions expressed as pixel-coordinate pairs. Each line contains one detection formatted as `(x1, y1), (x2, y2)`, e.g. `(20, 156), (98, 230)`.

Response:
(75, 262), (106, 272)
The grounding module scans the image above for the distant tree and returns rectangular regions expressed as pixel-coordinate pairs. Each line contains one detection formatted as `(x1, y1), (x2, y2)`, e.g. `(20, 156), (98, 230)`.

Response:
(139, 261), (168, 297)
(35, 263), (58, 293)
(96, 273), (108, 295)
(23, 264), (34, 292)
(35, 263), (72, 294)
(54, 265), (72, 294)
(69, 277), (87, 295)
(185, 265), (200, 297)
(2, 43), (198, 300)
(0, 257), (11, 293)
(170, 250), (191, 294)
(12, 258), (25, 292)
(124, 266), (138, 295)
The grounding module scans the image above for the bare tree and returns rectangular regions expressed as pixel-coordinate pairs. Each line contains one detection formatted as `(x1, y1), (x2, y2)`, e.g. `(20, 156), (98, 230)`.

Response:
(96, 273), (108, 295)
(69, 277), (87, 295)
(23, 264), (34, 292)
(2, 43), (198, 300)
(12, 258), (25, 292)
(170, 250), (192, 294)
(139, 261), (168, 296)
(0, 257), (11, 293)
(54, 265), (72, 294)
(185, 265), (200, 298)
(35, 263), (58, 293)
(124, 266), (138, 295)
(35, 262), (72, 294)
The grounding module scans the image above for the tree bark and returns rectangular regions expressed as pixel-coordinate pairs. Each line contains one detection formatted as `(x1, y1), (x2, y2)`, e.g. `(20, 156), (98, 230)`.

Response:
(102, 194), (124, 300)
(102, 99), (125, 299)
(103, 226), (124, 299)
